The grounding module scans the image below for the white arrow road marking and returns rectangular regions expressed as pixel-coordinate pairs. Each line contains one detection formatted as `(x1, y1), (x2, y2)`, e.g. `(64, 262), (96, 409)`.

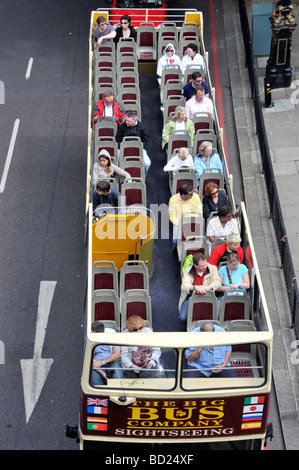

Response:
(20, 281), (57, 423)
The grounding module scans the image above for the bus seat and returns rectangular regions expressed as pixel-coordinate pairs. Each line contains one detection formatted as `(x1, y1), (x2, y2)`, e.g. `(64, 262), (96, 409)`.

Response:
(167, 130), (191, 161)
(163, 97), (186, 125)
(171, 168), (197, 196)
(121, 178), (147, 207)
(219, 290), (251, 326)
(183, 64), (206, 85)
(192, 112), (214, 134)
(198, 168), (224, 198)
(160, 65), (182, 89)
(92, 289), (120, 331)
(120, 159), (145, 181)
(119, 136), (144, 164)
(121, 289), (152, 330)
(186, 291), (218, 331)
(116, 37), (137, 57)
(230, 344), (259, 378)
(92, 261), (119, 294)
(192, 130), (217, 155)
(226, 319), (256, 332)
(120, 260), (149, 297)
(137, 23), (157, 60)
(177, 211), (204, 261)
(117, 71), (139, 93)
(94, 120), (117, 139)
(157, 23), (178, 49)
(180, 235), (210, 275)
(94, 138), (118, 162)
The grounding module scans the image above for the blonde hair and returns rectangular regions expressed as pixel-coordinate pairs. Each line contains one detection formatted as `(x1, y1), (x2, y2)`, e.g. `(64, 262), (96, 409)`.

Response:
(174, 106), (186, 119)
(226, 233), (241, 244)
(126, 315), (146, 331)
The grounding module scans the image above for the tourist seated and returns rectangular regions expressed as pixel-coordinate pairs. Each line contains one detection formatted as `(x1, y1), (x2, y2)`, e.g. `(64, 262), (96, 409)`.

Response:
(208, 233), (243, 267)
(216, 252), (250, 296)
(194, 141), (223, 184)
(163, 147), (194, 175)
(202, 182), (228, 219)
(162, 106), (195, 151)
(185, 322), (237, 378)
(206, 205), (239, 243)
(181, 43), (206, 76)
(91, 321), (124, 386)
(113, 15), (137, 43)
(120, 316), (162, 378)
(156, 43), (182, 82)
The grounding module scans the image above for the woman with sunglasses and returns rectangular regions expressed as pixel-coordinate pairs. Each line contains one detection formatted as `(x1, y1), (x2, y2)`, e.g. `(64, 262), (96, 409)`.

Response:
(114, 15), (137, 44)
(156, 43), (182, 81)
(202, 182), (228, 219)
(121, 316), (162, 378)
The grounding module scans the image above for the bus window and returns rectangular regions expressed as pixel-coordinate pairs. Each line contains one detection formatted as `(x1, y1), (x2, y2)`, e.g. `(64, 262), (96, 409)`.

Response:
(182, 342), (268, 391)
(90, 344), (177, 390)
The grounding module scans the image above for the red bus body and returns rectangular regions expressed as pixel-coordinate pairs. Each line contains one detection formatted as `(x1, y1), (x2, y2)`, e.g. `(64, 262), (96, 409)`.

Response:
(105, 0), (168, 26)
(80, 392), (270, 442)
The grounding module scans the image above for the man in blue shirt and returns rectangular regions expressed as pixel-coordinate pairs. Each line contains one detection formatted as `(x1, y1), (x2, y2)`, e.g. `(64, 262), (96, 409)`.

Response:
(182, 71), (210, 101)
(185, 322), (237, 378)
(91, 321), (124, 385)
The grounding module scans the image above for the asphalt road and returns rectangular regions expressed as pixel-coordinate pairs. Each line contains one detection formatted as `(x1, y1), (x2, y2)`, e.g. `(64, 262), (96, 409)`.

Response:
(0, 0), (283, 451)
(0, 0), (97, 450)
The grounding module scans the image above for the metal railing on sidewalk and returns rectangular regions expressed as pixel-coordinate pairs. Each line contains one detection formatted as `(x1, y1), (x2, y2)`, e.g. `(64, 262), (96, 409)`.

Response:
(238, 0), (299, 337)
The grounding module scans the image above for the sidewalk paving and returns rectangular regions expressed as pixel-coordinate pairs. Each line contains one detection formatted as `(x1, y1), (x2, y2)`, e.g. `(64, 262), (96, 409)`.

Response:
(223, 0), (299, 449)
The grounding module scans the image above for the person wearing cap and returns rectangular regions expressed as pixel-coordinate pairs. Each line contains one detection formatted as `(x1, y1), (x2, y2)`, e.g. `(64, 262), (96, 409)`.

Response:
(91, 321), (124, 386)
(92, 149), (131, 185)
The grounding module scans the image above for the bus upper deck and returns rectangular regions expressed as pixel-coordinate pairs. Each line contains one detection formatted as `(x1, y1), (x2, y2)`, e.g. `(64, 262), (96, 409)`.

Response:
(66, 9), (274, 450)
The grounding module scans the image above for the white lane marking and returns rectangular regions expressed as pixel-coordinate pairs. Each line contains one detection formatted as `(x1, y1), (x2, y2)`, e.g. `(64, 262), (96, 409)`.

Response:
(21, 281), (57, 423)
(0, 119), (20, 193)
(25, 57), (33, 80)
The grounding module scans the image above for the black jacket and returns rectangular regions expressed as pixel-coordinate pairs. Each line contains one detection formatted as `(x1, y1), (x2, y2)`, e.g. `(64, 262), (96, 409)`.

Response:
(116, 120), (149, 148)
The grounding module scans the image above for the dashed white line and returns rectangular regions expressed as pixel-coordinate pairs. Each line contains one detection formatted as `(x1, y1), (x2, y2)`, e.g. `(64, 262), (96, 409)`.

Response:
(0, 119), (20, 193)
(25, 57), (33, 80)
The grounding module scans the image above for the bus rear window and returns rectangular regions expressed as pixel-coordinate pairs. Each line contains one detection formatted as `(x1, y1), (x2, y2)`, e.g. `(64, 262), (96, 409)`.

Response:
(182, 343), (268, 390)
(90, 344), (177, 391)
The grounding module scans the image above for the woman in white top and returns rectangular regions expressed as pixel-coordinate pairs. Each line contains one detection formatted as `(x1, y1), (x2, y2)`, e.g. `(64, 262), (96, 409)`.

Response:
(163, 147), (194, 175)
(181, 43), (206, 75)
(156, 43), (182, 80)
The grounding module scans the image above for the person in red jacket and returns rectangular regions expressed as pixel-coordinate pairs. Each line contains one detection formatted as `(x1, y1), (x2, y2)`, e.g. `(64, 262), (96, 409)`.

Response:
(208, 232), (244, 267)
(93, 90), (126, 125)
